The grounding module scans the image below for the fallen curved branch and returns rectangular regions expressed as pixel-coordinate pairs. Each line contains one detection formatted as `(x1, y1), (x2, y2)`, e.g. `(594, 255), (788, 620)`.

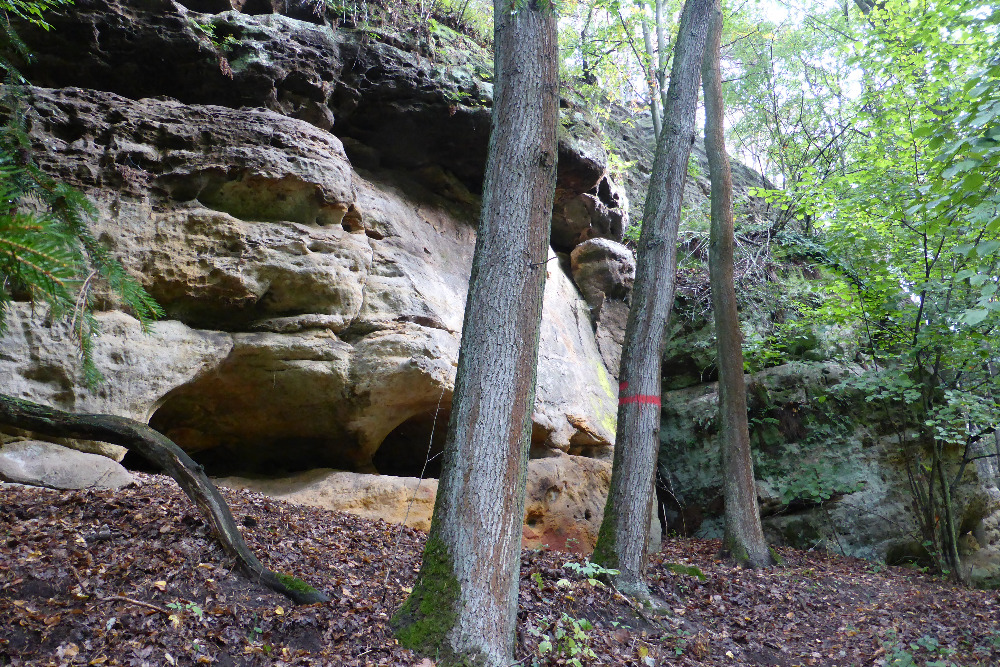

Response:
(0, 394), (329, 605)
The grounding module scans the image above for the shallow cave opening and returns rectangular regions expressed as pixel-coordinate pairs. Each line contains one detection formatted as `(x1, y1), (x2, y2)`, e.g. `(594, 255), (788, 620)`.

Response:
(121, 393), (361, 478)
(120, 448), (160, 474)
(372, 409), (451, 479)
(121, 434), (351, 479)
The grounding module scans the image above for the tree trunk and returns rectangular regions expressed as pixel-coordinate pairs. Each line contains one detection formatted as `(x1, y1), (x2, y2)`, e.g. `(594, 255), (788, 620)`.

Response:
(0, 394), (328, 605)
(655, 0), (669, 110)
(390, 0), (558, 663)
(592, 0), (711, 599)
(701, 0), (774, 569)
(641, 17), (662, 137)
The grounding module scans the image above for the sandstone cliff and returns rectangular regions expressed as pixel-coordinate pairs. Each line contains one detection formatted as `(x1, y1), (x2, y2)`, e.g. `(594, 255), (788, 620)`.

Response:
(0, 0), (637, 550)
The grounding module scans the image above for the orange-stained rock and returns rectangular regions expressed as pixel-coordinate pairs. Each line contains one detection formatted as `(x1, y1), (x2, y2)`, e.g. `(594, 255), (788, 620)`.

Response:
(521, 456), (612, 554)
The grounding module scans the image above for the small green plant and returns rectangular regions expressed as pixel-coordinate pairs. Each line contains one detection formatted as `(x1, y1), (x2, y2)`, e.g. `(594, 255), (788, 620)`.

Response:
(562, 559), (620, 587)
(247, 613), (263, 642)
(166, 601), (203, 620)
(670, 628), (693, 656)
(189, 18), (240, 51)
(443, 87), (473, 104)
(662, 561), (707, 581)
(882, 631), (959, 667)
(529, 614), (597, 667)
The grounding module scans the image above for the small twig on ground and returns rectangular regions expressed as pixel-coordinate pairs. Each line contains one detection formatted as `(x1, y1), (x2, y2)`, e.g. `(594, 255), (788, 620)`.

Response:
(98, 595), (170, 615)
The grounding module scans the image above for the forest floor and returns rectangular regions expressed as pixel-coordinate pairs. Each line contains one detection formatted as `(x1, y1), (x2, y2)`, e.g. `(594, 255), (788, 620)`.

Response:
(1, 474), (998, 667)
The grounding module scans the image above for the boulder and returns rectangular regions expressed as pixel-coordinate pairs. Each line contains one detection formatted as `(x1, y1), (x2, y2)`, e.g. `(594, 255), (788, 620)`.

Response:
(551, 176), (629, 251)
(521, 456), (612, 552)
(216, 455), (613, 552)
(570, 238), (635, 379)
(216, 469), (439, 530)
(0, 440), (135, 490)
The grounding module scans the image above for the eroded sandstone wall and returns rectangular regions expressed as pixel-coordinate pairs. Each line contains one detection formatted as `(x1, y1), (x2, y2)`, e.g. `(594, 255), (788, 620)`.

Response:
(0, 1), (629, 472)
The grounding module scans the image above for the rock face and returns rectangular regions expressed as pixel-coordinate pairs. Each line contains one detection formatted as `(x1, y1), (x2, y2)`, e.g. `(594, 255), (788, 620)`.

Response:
(216, 455), (612, 552)
(1, 4), (620, 485)
(0, 440), (136, 490)
(659, 362), (1000, 579)
(216, 469), (440, 531)
(0, 0), (858, 559)
(570, 239), (635, 379)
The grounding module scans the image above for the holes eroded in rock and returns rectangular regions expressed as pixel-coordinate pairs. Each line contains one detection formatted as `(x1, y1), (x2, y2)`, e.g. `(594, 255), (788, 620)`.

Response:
(371, 409), (450, 479)
(50, 117), (89, 145)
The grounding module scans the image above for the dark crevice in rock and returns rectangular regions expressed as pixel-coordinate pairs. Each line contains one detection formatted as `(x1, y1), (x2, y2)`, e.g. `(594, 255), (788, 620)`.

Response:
(241, 0), (274, 14)
(371, 409), (450, 479)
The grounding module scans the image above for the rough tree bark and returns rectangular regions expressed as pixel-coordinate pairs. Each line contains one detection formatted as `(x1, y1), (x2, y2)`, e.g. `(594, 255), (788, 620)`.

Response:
(390, 0), (559, 663)
(592, 0), (712, 599)
(0, 393), (328, 605)
(701, 0), (775, 569)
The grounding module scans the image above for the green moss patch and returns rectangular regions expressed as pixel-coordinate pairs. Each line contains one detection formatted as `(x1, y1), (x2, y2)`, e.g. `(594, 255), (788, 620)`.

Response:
(391, 536), (460, 656)
(276, 573), (319, 595)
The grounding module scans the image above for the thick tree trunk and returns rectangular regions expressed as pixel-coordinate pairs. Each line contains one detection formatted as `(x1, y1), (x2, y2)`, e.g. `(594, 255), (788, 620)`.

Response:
(0, 394), (328, 605)
(592, 0), (711, 599)
(701, 1), (774, 569)
(390, 0), (558, 664)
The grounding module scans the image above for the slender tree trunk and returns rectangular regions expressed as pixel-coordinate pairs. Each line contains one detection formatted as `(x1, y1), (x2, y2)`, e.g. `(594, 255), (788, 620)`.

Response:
(592, 0), (711, 599)
(0, 394), (328, 605)
(641, 17), (662, 137)
(987, 360), (1000, 483)
(580, 3), (595, 83)
(935, 445), (965, 582)
(390, 0), (558, 663)
(655, 0), (669, 110)
(701, 0), (774, 569)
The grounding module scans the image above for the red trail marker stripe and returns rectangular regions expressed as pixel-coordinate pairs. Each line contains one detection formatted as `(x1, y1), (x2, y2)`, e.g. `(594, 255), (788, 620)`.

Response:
(619, 394), (661, 406)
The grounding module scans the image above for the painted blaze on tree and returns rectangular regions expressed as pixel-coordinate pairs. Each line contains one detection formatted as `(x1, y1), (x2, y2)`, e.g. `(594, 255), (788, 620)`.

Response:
(390, 0), (560, 664)
(591, 0), (713, 600)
